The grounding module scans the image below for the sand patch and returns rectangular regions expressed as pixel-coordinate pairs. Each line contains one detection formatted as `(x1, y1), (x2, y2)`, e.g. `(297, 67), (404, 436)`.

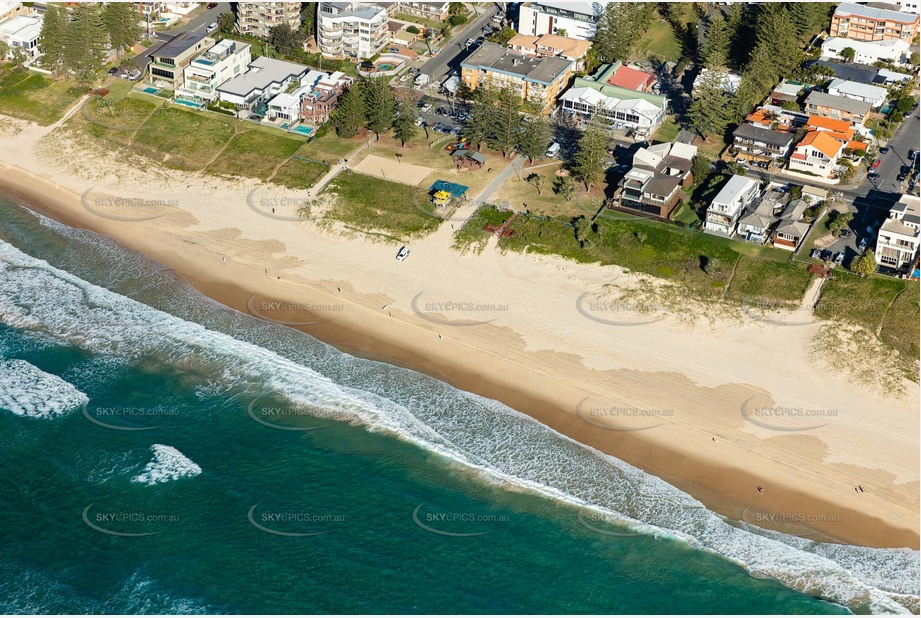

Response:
(351, 154), (433, 186)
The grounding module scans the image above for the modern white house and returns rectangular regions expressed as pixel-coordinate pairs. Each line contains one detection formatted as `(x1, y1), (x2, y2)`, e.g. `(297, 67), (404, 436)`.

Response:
(0, 13), (41, 60)
(517, 1), (600, 40)
(174, 39), (252, 108)
(820, 36), (911, 65)
(875, 195), (921, 272)
(217, 56), (310, 111)
(826, 79), (888, 109)
(316, 1), (389, 59)
(704, 175), (760, 237)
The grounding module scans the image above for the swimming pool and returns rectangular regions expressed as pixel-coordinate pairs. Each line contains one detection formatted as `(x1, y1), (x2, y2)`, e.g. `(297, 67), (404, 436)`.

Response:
(290, 125), (313, 136)
(377, 63), (397, 71)
(174, 99), (202, 108)
(142, 86), (159, 95)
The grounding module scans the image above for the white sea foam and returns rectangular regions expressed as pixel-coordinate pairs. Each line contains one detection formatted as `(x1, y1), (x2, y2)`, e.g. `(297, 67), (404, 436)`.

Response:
(131, 444), (201, 485)
(0, 359), (89, 418)
(0, 236), (917, 613)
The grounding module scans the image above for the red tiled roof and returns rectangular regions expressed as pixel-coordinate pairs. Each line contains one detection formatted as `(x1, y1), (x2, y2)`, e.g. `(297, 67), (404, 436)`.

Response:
(798, 131), (843, 159)
(607, 65), (654, 92)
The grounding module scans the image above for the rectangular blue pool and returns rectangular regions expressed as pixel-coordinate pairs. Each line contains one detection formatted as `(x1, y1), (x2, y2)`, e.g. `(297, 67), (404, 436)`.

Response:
(291, 126), (313, 136)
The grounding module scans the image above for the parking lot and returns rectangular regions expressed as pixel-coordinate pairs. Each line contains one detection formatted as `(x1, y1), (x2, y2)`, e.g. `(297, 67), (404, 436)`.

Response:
(415, 96), (471, 137)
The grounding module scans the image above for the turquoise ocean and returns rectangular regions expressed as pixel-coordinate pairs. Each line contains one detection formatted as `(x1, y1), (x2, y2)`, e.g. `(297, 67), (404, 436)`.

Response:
(0, 191), (917, 614)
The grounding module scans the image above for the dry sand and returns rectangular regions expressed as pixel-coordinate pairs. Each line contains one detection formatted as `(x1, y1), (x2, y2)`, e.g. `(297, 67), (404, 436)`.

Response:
(351, 153), (433, 185)
(0, 111), (917, 550)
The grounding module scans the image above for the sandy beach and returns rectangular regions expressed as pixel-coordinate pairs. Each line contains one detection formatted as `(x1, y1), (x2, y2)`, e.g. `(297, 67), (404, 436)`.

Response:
(0, 111), (918, 550)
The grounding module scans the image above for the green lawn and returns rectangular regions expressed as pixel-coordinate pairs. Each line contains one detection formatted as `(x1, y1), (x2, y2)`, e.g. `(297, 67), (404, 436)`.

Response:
(207, 129), (304, 181)
(297, 131), (365, 164)
(80, 95), (159, 144)
(0, 69), (84, 125)
(632, 19), (683, 63)
(671, 201), (700, 227)
(652, 117), (680, 144)
(726, 256), (812, 306)
(393, 12), (442, 29)
(323, 171), (442, 240)
(271, 158), (329, 190)
(133, 105), (236, 171)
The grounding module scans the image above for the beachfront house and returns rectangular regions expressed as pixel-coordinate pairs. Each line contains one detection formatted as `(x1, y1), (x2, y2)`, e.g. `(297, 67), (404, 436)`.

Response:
(875, 195), (921, 272)
(704, 175), (760, 237)
(614, 141), (697, 219)
(145, 32), (214, 90)
(771, 199), (811, 251)
(217, 56), (310, 113)
(173, 39), (252, 108)
(826, 79), (888, 110)
(0, 13), (40, 60)
(300, 71), (353, 125)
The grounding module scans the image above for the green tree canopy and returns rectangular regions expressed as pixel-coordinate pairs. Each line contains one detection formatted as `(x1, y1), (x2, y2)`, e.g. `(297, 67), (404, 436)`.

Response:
(572, 116), (609, 190)
(331, 84), (367, 138)
(516, 115), (552, 164)
(102, 2), (141, 55)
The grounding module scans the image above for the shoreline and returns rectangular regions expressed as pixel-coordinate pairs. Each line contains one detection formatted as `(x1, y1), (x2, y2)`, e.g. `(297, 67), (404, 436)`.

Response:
(1, 164), (917, 551)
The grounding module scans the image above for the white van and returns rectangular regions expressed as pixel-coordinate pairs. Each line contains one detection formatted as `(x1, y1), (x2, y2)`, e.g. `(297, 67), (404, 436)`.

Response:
(545, 142), (561, 158)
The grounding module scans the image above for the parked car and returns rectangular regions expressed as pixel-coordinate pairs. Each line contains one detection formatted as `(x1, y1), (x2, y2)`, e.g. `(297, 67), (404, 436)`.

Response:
(107, 67), (119, 76)
(396, 246), (410, 262)
(834, 252), (845, 266)
(867, 172), (879, 179)
(206, 22), (218, 33)
(420, 103), (432, 113)
(821, 249), (833, 262)
(207, 2), (217, 8)
(838, 229), (851, 239)
(879, 146), (889, 154)
(897, 172), (907, 182)
(810, 248), (822, 260)
(414, 116), (424, 127)
(871, 159), (881, 169)
(545, 142), (561, 158)
(858, 237), (868, 252)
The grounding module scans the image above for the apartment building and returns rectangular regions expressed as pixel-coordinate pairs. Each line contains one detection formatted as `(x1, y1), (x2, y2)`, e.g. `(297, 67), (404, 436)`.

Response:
(517, 1), (600, 41)
(506, 33), (592, 70)
(461, 42), (574, 112)
(788, 130), (845, 178)
(875, 195), (921, 272)
(731, 124), (795, 164)
(704, 176), (760, 237)
(132, 2), (165, 18)
(829, 2), (918, 41)
(236, 2), (302, 40)
(145, 32), (214, 89)
(317, 2), (389, 58)
(394, 1), (449, 21)
(804, 90), (871, 127)
(173, 39), (252, 108)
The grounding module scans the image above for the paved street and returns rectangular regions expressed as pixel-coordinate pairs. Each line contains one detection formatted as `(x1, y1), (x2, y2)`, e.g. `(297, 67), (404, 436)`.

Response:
(417, 6), (499, 82)
(161, 2), (230, 37)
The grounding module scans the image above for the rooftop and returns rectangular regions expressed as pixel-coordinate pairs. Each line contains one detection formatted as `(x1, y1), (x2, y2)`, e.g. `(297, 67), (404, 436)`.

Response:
(809, 59), (879, 84)
(462, 42), (573, 85)
(834, 2), (919, 24)
(798, 130), (844, 159)
(606, 64), (655, 92)
(805, 90), (872, 115)
(828, 78), (888, 101)
(153, 31), (209, 60)
(733, 123), (795, 148)
(217, 56), (310, 98)
(712, 175), (758, 207)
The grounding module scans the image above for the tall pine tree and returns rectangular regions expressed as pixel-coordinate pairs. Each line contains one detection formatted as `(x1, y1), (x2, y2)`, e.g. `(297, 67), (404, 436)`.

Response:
(572, 116), (609, 190)
(363, 78), (395, 137)
(331, 84), (366, 138)
(38, 4), (68, 75)
(700, 12), (730, 70)
(66, 3), (108, 86)
(102, 2), (141, 56)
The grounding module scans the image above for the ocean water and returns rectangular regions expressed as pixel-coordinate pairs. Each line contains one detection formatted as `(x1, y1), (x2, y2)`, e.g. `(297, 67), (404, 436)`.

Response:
(0, 191), (916, 615)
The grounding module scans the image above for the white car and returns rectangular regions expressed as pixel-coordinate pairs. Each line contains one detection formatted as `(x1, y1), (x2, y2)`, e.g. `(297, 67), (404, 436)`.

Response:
(545, 142), (561, 158)
(414, 116), (424, 127)
(420, 103), (432, 113)
(834, 252), (845, 266)
(396, 246), (410, 262)
(858, 237), (868, 252)
(206, 22), (218, 33)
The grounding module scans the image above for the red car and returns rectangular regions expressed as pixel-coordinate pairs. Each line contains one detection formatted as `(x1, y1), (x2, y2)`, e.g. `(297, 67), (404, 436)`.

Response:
(871, 159), (881, 169)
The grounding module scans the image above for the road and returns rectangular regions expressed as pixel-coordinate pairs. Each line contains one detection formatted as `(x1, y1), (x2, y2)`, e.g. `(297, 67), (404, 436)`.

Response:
(158, 2), (231, 39)
(418, 6), (499, 82)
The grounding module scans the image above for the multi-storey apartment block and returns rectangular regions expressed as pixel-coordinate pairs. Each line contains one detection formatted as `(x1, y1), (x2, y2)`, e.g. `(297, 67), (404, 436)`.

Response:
(829, 2), (918, 41)
(317, 2), (389, 58)
(875, 195), (921, 273)
(237, 2), (303, 40)
(174, 39), (252, 108)
(517, 1), (600, 40)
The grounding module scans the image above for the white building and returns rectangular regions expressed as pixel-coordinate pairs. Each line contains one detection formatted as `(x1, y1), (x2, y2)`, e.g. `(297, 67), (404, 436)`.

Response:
(236, 2), (302, 39)
(788, 130), (846, 179)
(693, 67), (743, 94)
(174, 39), (252, 108)
(875, 195), (920, 272)
(821, 36), (910, 65)
(559, 87), (666, 133)
(826, 78), (888, 109)
(317, 1), (389, 59)
(0, 13), (41, 60)
(895, 0), (919, 13)
(217, 56), (309, 110)
(704, 175), (760, 236)
(517, 1), (600, 41)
